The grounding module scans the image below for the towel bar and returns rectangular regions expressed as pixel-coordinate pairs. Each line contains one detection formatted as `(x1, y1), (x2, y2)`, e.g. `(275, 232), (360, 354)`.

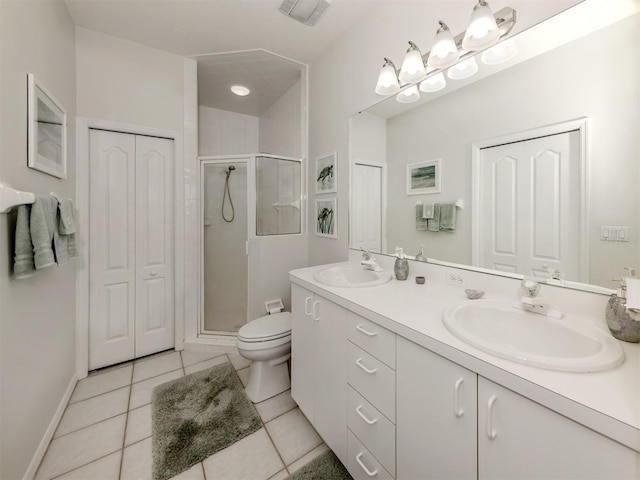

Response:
(0, 182), (35, 213)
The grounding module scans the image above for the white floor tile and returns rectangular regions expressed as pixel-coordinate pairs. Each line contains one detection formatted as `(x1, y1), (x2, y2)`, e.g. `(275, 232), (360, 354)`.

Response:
(125, 403), (152, 446)
(120, 437), (152, 480)
(268, 470), (289, 480)
(237, 367), (250, 387)
(129, 369), (184, 410)
(255, 389), (297, 423)
(56, 386), (130, 437)
(133, 351), (182, 383)
(265, 408), (322, 466)
(287, 443), (329, 474)
(54, 451), (122, 480)
(183, 355), (229, 376)
(170, 462), (205, 480)
(70, 365), (132, 403)
(181, 348), (232, 367)
(36, 415), (126, 480)
(202, 429), (284, 480)
(227, 353), (251, 371)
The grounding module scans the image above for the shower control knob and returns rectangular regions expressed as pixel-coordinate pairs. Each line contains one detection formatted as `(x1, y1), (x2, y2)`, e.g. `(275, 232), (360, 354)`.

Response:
(150, 271), (158, 277)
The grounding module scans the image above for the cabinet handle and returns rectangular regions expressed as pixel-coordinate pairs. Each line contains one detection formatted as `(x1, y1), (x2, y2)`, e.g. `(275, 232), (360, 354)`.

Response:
(356, 405), (378, 425)
(356, 324), (378, 337)
(355, 358), (378, 374)
(312, 301), (320, 322)
(454, 377), (464, 418)
(304, 297), (313, 316)
(486, 394), (498, 440)
(355, 452), (379, 477)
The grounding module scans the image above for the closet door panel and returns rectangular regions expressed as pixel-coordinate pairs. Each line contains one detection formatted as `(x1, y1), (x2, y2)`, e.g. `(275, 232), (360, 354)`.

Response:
(89, 130), (137, 370)
(135, 135), (175, 357)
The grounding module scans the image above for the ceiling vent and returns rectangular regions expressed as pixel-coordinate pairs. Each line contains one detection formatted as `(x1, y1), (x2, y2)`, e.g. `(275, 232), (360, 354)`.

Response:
(279, 0), (331, 26)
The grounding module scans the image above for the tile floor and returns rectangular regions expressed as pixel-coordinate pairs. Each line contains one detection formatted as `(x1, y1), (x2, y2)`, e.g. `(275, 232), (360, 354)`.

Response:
(36, 349), (328, 480)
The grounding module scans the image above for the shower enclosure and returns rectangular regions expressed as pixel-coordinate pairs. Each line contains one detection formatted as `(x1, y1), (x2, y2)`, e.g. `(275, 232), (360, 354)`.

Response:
(200, 154), (303, 336)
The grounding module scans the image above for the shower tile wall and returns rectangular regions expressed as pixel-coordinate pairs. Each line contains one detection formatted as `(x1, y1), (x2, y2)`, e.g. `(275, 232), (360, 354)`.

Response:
(199, 106), (259, 156)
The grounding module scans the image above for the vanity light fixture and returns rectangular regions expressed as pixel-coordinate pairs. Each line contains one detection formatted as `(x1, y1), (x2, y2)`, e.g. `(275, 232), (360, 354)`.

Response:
(462, 0), (500, 51)
(427, 22), (460, 69)
(231, 85), (250, 96)
(481, 38), (518, 65)
(374, 5), (516, 96)
(399, 41), (427, 84)
(420, 72), (447, 92)
(375, 58), (401, 95)
(396, 85), (421, 103)
(447, 56), (479, 80)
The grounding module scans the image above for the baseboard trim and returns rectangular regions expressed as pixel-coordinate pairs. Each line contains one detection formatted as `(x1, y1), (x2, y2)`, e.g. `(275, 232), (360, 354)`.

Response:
(23, 373), (78, 480)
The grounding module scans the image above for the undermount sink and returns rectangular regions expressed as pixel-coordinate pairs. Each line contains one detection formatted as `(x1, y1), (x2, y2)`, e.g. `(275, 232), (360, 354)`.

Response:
(442, 300), (624, 372)
(314, 265), (392, 288)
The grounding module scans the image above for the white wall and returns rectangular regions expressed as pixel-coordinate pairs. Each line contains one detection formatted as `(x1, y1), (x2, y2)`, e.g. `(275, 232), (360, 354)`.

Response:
(199, 106), (259, 156)
(350, 112), (386, 165)
(385, 15), (639, 288)
(76, 27), (184, 132)
(259, 79), (302, 158)
(307, 0), (582, 266)
(0, 1), (77, 478)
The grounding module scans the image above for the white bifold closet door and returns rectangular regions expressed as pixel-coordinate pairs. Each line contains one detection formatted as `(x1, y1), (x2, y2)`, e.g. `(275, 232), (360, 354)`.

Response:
(89, 129), (174, 370)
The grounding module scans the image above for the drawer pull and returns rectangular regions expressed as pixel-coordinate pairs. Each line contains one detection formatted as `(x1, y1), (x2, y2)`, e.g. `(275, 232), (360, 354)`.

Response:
(356, 405), (378, 425)
(356, 324), (378, 337)
(312, 301), (320, 322)
(486, 394), (498, 440)
(355, 452), (379, 477)
(355, 358), (378, 374)
(304, 296), (313, 316)
(454, 377), (464, 418)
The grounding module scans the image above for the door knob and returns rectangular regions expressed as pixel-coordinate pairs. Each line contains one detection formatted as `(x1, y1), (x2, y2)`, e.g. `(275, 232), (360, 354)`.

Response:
(150, 270), (158, 277)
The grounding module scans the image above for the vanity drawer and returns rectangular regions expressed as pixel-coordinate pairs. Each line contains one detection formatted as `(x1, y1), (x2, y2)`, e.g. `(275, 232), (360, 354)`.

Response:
(347, 429), (394, 480)
(348, 342), (396, 422)
(348, 312), (396, 368)
(348, 386), (395, 475)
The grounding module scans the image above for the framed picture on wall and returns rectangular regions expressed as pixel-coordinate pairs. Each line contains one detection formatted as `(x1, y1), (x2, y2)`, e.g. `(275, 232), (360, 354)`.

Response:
(315, 198), (337, 238)
(406, 158), (441, 195)
(315, 151), (337, 194)
(27, 73), (67, 179)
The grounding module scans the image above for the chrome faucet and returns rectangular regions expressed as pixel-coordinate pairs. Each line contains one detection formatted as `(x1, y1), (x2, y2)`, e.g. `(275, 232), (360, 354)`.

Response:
(360, 248), (382, 272)
(361, 248), (372, 261)
(519, 279), (564, 319)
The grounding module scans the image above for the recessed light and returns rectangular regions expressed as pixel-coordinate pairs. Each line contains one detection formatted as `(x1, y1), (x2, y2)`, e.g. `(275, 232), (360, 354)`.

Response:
(231, 85), (250, 96)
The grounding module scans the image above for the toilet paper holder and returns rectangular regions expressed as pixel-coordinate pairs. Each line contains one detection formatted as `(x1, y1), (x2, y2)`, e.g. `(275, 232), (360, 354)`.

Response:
(265, 299), (284, 315)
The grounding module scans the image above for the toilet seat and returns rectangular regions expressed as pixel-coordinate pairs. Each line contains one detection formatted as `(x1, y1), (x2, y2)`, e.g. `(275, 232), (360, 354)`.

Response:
(237, 312), (291, 343)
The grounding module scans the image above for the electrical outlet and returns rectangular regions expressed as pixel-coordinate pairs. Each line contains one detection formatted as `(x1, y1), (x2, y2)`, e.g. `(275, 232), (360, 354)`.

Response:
(446, 270), (465, 287)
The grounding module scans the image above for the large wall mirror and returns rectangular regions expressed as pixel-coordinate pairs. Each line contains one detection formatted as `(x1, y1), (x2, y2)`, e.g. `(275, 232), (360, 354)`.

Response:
(349, 1), (640, 292)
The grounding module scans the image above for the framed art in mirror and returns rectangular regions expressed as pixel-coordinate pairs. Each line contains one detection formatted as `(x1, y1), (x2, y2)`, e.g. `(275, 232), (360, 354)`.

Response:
(407, 158), (441, 195)
(316, 198), (337, 238)
(315, 151), (337, 194)
(27, 73), (67, 179)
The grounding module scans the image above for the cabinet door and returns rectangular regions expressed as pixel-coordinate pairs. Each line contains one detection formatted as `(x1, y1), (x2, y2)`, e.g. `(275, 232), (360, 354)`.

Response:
(397, 337), (477, 480)
(478, 377), (640, 480)
(291, 283), (316, 422)
(315, 294), (348, 463)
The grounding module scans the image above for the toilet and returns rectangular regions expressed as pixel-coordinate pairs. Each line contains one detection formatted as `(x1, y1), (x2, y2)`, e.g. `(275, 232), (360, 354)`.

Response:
(236, 312), (292, 403)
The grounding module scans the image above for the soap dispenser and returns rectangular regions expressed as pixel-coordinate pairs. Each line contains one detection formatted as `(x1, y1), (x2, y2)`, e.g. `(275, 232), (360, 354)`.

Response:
(394, 247), (409, 281)
(606, 268), (640, 343)
(415, 244), (427, 262)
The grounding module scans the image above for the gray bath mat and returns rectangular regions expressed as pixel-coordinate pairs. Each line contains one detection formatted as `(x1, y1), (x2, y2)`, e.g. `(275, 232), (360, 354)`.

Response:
(286, 450), (353, 480)
(152, 362), (262, 480)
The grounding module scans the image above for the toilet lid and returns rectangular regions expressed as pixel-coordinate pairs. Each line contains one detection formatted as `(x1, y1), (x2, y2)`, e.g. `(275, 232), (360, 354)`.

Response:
(238, 312), (291, 341)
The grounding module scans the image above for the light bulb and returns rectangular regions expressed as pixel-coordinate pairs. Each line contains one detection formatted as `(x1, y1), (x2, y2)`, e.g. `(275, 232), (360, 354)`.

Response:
(462, 0), (500, 51)
(420, 72), (446, 93)
(375, 58), (400, 95)
(396, 85), (421, 104)
(447, 57), (478, 80)
(481, 39), (518, 65)
(399, 41), (427, 84)
(230, 85), (250, 96)
(427, 22), (460, 70)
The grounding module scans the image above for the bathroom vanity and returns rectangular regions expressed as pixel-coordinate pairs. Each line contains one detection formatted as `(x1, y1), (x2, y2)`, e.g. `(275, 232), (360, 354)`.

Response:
(290, 259), (640, 480)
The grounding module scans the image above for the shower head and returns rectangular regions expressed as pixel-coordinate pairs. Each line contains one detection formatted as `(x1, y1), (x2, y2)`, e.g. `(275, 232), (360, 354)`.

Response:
(226, 165), (236, 175)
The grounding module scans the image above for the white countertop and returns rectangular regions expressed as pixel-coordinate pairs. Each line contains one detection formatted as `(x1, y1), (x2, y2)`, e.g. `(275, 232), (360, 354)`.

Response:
(290, 261), (640, 453)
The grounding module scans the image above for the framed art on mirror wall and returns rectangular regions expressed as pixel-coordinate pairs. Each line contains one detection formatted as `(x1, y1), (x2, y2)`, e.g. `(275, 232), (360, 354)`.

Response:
(407, 159), (441, 195)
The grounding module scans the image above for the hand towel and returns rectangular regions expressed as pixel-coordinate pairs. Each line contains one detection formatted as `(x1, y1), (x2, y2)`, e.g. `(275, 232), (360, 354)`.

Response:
(53, 198), (78, 265)
(422, 203), (434, 219)
(416, 204), (429, 230)
(14, 205), (36, 279)
(55, 196), (76, 235)
(427, 203), (441, 231)
(440, 202), (457, 232)
(30, 195), (56, 270)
